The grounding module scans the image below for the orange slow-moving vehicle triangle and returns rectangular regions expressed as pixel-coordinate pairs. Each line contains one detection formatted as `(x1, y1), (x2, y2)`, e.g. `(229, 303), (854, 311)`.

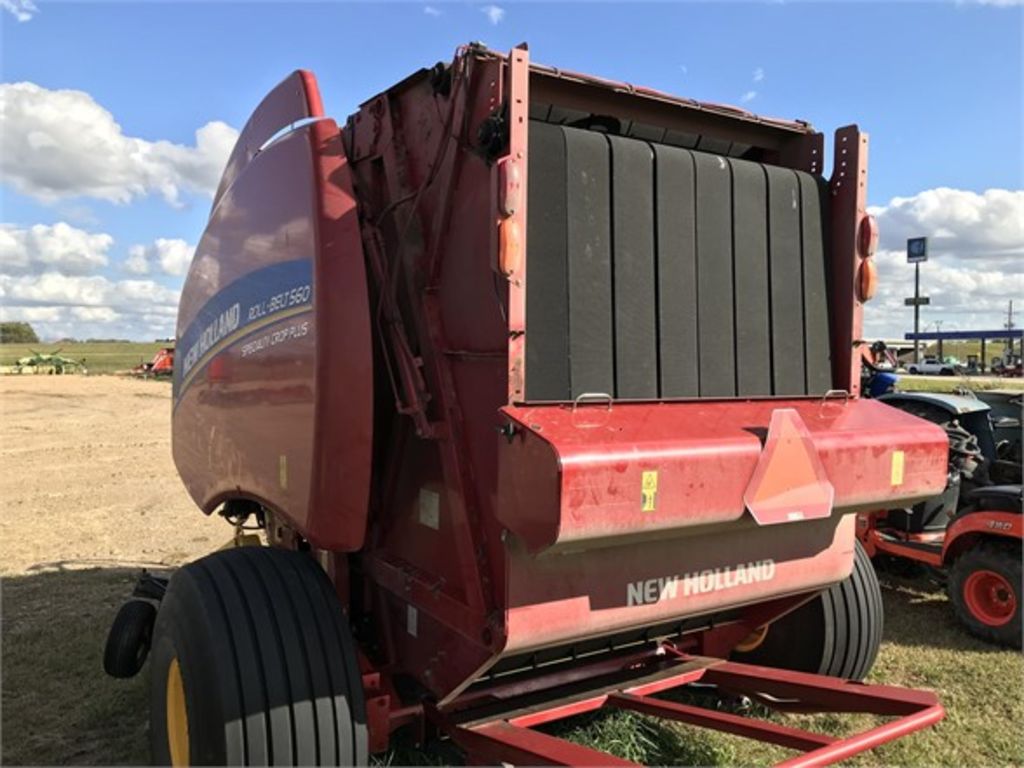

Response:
(743, 408), (834, 526)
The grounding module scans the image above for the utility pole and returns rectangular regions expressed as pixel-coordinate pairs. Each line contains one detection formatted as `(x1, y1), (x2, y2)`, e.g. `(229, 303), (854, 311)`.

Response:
(1006, 300), (1016, 358)
(905, 238), (929, 363)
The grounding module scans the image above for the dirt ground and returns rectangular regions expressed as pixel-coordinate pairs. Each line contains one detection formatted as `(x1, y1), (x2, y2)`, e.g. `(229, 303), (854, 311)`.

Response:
(1, 376), (224, 764)
(0, 376), (222, 575)
(1, 376), (1022, 766)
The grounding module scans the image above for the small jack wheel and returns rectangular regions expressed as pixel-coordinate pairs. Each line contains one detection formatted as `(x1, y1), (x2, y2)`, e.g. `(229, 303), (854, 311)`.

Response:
(104, 599), (157, 678)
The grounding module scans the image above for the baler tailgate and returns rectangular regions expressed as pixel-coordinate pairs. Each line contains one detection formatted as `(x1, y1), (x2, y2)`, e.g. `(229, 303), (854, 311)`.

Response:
(445, 650), (944, 767)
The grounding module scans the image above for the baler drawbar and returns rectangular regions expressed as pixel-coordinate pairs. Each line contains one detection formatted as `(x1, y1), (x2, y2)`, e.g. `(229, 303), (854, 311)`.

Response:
(114, 43), (952, 765)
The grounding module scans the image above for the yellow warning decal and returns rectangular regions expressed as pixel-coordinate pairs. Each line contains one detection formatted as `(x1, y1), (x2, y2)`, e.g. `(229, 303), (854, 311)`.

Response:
(279, 454), (289, 490)
(890, 450), (905, 486)
(641, 470), (659, 512)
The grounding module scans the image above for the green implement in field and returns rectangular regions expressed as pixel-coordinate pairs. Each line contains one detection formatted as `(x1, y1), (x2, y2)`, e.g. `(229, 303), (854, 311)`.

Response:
(8, 349), (87, 375)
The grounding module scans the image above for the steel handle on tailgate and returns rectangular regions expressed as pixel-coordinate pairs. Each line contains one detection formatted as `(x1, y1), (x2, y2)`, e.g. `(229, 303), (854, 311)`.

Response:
(573, 392), (613, 411)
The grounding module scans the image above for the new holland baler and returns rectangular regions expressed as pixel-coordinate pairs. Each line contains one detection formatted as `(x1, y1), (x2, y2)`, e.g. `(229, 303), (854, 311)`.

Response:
(146, 44), (953, 765)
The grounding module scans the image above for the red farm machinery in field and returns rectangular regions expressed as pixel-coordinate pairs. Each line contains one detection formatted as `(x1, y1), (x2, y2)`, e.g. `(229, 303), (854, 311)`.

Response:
(855, 385), (1022, 647)
(130, 346), (175, 378)
(103, 45), (956, 765)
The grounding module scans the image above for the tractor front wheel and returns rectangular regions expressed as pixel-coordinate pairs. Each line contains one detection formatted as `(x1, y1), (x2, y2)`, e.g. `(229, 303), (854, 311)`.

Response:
(949, 541), (1021, 648)
(732, 541), (883, 680)
(149, 546), (368, 766)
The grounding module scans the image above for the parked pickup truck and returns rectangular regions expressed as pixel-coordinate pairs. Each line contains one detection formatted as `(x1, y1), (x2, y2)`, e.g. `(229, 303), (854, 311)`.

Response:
(906, 356), (962, 375)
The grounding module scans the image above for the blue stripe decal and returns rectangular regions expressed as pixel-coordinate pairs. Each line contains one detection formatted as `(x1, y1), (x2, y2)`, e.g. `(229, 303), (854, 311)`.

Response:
(173, 259), (314, 401)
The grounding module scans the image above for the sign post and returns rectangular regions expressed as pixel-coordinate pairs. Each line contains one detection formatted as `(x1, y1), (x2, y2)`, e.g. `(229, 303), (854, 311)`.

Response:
(906, 238), (928, 363)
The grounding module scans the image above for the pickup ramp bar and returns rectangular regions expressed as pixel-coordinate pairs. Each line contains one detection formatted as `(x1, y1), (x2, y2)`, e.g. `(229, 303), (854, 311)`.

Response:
(443, 648), (943, 766)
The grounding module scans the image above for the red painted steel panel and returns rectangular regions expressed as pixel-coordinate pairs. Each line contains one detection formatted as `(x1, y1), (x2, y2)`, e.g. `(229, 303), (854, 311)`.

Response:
(173, 117), (372, 550)
(497, 398), (948, 553)
(502, 514), (857, 655)
(444, 651), (943, 768)
(943, 510), (1023, 559)
(212, 70), (324, 210)
(174, 128), (320, 529)
(309, 119), (374, 550)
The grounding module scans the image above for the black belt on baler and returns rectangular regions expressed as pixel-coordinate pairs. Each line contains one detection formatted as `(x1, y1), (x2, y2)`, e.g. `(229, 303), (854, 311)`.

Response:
(525, 120), (832, 401)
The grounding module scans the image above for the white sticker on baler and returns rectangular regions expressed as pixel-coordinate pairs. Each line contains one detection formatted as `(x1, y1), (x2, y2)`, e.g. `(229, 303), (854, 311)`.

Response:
(407, 605), (418, 637)
(419, 489), (440, 530)
(627, 559), (776, 606)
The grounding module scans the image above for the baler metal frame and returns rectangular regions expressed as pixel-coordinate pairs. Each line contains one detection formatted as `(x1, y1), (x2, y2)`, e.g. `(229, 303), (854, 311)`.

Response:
(436, 645), (943, 768)
(154, 41), (953, 766)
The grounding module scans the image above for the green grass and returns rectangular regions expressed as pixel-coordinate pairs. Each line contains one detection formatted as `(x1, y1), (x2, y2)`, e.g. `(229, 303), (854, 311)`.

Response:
(0, 341), (167, 375)
(533, 567), (1024, 767)
(895, 375), (1024, 393)
(917, 341), (1015, 364)
(4, 566), (1020, 766)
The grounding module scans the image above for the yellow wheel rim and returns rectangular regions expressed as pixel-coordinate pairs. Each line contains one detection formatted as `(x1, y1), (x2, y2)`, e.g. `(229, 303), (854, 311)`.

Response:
(734, 624), (769, 653)
(166, 657), (190, 766)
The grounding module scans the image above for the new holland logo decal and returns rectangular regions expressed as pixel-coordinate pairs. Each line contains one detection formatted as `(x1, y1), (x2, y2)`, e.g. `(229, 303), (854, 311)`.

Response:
(627, 560), (777, 606)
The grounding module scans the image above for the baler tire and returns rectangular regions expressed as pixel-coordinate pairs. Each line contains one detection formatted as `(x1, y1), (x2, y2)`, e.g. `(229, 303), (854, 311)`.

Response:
(732, 541), (883, 680)
(148, 546), (368, 766)
(103, 599), (156, 679)
(948, 541), (1021, 649)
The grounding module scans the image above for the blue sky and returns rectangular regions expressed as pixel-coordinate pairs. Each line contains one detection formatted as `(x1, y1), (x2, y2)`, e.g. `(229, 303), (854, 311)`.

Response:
(1, 1), (1022, 341)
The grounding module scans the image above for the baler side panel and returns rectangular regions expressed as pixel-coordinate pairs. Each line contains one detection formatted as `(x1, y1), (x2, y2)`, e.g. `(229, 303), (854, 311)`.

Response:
(309, 119), (374, 551)
(212, 70), (324, 211)
(173, 127), (320, 530)
(346, 53), (512, 702)
(174, 116), (373, 551)
(829, 126), (869, 395)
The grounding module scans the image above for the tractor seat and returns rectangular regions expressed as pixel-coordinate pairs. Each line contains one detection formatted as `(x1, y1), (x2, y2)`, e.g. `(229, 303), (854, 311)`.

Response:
(964, 485), (1022, 513)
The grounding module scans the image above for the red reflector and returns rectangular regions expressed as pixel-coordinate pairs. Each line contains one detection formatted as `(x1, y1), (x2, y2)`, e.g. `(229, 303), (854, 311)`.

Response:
(743, 409), (834, 526)
(858, 258), (878, 302)
(858, 214), (879, 258)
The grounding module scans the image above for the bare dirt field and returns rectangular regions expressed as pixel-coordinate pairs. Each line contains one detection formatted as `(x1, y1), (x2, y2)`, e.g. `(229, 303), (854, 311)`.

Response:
(1, 376), (223, 764)
(1, 376), (1022, 766)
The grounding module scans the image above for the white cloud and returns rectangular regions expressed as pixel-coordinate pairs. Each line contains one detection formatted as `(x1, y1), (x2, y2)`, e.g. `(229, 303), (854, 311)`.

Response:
(0, 305), (62, 323)
(124, 245), (150, 275)
(0, 272), (180, 340)
(125, 238), (196, 277)
(753, 67), (765, 83)
(741, 90), (758, 103)
(481, 4), (505, 24)
(863, 188), (1024, 339)
(71, 306), (121, 323)
(423, 5), (442, 15)
(868, 188), (1023, 263)
(0, 222), (112, 276)
(1, 0), (37, 22)
(0, 82), (238, 205)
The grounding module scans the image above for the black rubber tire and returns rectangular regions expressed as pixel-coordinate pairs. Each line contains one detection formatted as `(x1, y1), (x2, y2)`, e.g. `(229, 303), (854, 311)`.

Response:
(948, 541), (1022, 649)
(149, 546), (368, 766)
(732, 541), (883, 680)
(104, 599), (157, 679)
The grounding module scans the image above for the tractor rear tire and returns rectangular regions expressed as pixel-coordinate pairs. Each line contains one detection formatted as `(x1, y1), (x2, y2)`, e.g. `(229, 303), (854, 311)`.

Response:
(149, 546), (368, 766)
(103, 599), (157, 678)
(948, 541), (1021, 648)
(732, 541), (883, 680)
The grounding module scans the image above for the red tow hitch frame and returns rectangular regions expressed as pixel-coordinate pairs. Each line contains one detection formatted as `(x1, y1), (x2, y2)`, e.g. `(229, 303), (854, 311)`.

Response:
(428, 645), (943, 767)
